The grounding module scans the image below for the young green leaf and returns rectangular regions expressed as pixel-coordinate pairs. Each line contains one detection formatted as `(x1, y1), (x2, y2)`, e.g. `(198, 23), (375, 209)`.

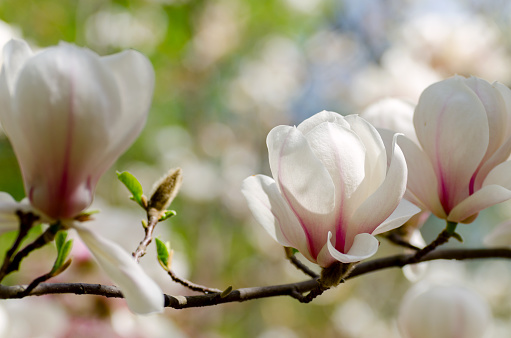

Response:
(116, 171), (145, 208)
(159, 210), (177, 222)
(55, 231), (67, 252)
(155, 238), (171, 271)
(52, 237), (73, 274)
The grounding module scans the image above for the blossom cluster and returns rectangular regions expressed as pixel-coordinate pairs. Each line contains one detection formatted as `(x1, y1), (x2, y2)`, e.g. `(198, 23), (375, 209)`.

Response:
(0, 35), (509, 336)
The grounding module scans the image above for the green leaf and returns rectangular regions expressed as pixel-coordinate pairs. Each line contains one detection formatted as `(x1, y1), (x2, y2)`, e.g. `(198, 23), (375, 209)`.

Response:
(155, 238), (171, 271)
(159, 210), (177, 222)
(52, 238), (73, 274)
(116, 171), (145, 208)
(55, 231), (67, 252)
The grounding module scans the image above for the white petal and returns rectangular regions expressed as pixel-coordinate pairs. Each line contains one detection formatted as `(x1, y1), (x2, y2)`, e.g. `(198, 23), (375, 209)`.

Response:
(372, 199), (421, 236)
(9, 44), (122, 218)
(99, 50), (154, 164)
(483, 159), (511, 188)
(296, 110), (350, 135)
(398, 134), (446, 219)
(446, 160), (511, 222)
(1, 39), (33, 94)
(348, 134), (408, 240)
(464, 77), (507, 162)
(484, 220), (511, 247)
(344, 115), (388, 203)
(361, 98), (418, 144)
(266, 125), (335, 258)
(414, 76), (489, 212)
(448, 185), (511, 223)
(327, 232), (379, 263)
(72, 223), (164, 314)
(304, 121), (366, 208)
(241, 175), (312, 262)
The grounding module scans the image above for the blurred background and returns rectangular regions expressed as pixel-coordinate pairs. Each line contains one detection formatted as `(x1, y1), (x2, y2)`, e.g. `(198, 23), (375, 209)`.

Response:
(1, 0), (511, 337)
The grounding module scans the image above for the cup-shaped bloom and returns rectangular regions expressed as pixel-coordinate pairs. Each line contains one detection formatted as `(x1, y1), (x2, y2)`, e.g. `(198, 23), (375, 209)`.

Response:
(398, 284), (492, 338)
(242, 111), (420, 268)
(403, 75), (511, 223)
(0, 39), (154, 219)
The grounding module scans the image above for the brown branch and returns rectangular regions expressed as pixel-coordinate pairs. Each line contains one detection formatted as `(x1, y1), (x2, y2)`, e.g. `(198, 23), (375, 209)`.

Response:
(2, 247), (511, 309)
(132, 215), (158, 262)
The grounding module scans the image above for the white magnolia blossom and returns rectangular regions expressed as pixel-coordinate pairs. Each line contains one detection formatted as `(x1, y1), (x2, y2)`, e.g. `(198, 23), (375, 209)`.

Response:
(0, 39), (153, 219)
(242, 111), (420, 267)
(0, 39), (163, 314)
(401, 75), (511, 223)
(398, 284), (492, 338)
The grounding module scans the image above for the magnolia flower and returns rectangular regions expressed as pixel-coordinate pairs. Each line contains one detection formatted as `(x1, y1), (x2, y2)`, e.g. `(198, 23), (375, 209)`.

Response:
(242, 111), (420, 268)
(0, 39), (163, 314)
(402, 75), (511, 223)
(0, 39), (153, 219)
(398, 284), (492, 338)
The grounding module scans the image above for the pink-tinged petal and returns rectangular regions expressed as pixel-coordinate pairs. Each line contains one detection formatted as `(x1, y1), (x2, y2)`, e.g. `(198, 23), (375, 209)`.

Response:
(361, 98), (418, 144)
(9, 44), (122, 219)
(72, 223), (164, 314)
(326, 232), (379, 264)
(347, 134), (407, 243)
(296, 110), (350, 135)
(473, 82), (511, 189)
(266, 125), (335, 258)
(495, 82), (511, 140)
(398, 134), (446, 219)
(241, 175), (312, 262)
(315, 242), (338, 268)
(414, 76), (489, 212)
(449, 160), (511, 222)
(483, 160), (511, 188)
(372, 199), (421, 236)
(344, 115), (388, 205)
(464, 77), (507, 162)
(448, 185), (511, 223)
(484, 220), (511, 247)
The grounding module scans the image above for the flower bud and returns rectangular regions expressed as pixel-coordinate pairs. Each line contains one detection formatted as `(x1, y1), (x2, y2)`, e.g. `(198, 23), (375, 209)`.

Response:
(147, 168), (183, 214)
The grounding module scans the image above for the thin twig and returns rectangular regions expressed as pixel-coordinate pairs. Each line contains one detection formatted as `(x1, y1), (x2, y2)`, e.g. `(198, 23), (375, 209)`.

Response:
(167, 269), (222, 294)
(132, 216), (158, 262)
(407, 221), (460, 264)
(17, 272), (54, 297)
(4, 223), (59, 277)
(383, 232), (421, 251)
(284, 247), (319, 279)
(1, 247), (510, 308)
(0, 212), (39, 281)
